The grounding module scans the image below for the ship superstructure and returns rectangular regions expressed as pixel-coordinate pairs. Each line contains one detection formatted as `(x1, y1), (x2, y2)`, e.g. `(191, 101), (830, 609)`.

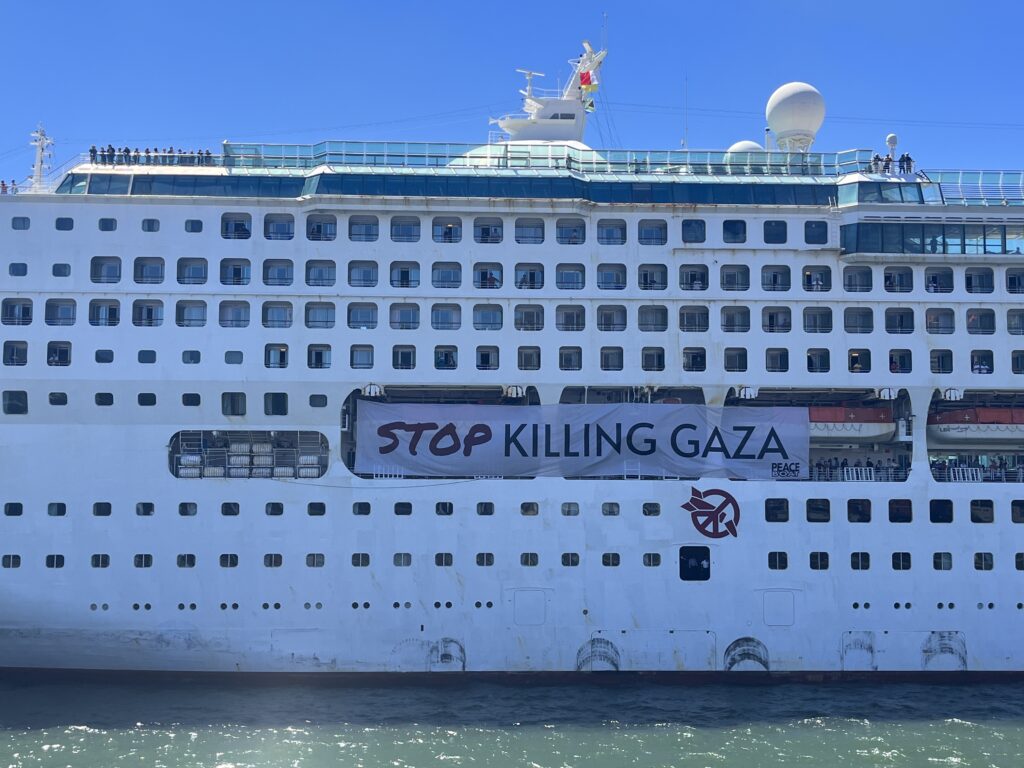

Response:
(1, 45), (1023, 674)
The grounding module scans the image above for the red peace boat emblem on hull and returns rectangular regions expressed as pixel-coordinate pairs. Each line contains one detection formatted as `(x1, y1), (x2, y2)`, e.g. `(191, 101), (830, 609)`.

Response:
(682, 486), (740, 539)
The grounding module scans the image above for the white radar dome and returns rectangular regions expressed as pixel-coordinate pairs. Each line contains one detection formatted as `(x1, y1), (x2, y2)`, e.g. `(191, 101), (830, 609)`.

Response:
(766, 82), (825, 152)
(726, 140), (763, 152)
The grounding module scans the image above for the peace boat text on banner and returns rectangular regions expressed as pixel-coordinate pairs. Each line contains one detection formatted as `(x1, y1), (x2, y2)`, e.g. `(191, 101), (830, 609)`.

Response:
(355, 403), (809, 480)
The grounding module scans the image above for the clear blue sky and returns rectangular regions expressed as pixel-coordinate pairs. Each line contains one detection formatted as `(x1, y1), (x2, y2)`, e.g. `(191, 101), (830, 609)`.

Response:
(2, 0), (1022, 180)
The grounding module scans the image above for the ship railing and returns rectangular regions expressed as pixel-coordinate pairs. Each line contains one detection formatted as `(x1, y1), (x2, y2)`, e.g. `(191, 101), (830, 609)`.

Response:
(807, 467), (909, 482)
(57, 144), (876, 176)
(931, 467), (1024, 482)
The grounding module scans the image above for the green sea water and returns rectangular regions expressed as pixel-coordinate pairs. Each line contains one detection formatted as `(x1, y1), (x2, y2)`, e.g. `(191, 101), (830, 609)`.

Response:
(0, 676), (1021, 767)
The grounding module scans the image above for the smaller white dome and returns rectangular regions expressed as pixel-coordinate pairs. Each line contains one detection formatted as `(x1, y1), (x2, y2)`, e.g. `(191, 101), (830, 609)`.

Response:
(886, 133), (898, 147)
(727, 140), (763, 152)
(766, 82), (825, 138)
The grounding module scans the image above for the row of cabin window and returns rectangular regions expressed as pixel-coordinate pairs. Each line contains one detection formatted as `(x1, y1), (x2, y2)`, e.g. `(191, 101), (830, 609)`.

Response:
(1, 500), (658, 518)
(8, 214), (829, 247)
(11, 261), (1024, 299)
(1, 390), (298, 414)
(6, 344), (1024, 384)
(7, 260), (837, 293)
(764, 497), (1022, 523)
(8, 549), (1024, 572)
(1, 551), (662, 569)
(5, 498), (1020, 521)
(11, 298), (1015, 335)
(768, 551), (1015, 572)
(9, 216), (202, 233)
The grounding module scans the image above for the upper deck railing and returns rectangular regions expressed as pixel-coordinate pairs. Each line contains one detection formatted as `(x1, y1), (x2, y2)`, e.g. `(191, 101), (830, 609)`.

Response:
(928, 170), (1024, 206)
(219, 141), (872, 177)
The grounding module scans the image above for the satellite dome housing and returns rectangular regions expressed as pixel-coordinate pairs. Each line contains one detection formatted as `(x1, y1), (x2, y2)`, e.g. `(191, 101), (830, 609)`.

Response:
(766, 82), (825, 153)
(726, 140), (763, 153)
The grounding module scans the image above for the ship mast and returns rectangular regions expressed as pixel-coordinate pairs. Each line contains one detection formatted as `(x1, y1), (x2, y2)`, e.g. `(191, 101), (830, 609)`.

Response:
(30, 124), (54, 190)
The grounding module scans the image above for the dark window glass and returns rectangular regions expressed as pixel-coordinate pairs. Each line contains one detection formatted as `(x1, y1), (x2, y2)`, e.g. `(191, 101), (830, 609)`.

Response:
(723, 220), (746, 243)
(765, 498), (789, 522)
(2, 391), (27, 414)
(763, 220), (787, 244)
(768, 551), (788, 570)
(806, 498), (830, 522)
(930, 499), (953, 523)
(681, 219), (706, 243)
(847, 499), (871, 522)
(810, 552), (830, 570)
(805, 220), (828, 244)
(892, 552), (912, 571)
(888, 499), (912, 523)
(679, 546), (710, 581)
(971, 500), (994, 523)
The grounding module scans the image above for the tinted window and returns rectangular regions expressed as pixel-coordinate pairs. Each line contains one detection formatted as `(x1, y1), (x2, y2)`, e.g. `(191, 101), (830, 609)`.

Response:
(805, 220), (828, 244)
(723, 220), (746, 243)
(679, 546), (710, 581)
(681, 219), (705, 243)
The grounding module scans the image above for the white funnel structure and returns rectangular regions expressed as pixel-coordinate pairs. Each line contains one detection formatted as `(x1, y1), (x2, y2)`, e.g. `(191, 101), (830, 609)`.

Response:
(766, 82), (825, 152)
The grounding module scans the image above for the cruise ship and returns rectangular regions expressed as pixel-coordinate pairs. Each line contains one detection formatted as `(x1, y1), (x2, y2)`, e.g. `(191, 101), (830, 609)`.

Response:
(3, 42), (1023, 675)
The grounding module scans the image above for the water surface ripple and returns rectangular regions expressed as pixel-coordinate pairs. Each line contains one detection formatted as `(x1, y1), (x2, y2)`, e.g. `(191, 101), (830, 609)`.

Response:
(0, 677), (1021, 767)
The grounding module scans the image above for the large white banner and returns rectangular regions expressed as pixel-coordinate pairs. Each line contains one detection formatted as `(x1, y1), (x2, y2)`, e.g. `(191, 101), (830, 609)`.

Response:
(355, 403), (808, 480)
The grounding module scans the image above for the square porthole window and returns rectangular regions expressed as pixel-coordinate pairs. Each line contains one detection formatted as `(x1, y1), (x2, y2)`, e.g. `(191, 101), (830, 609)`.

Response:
(765, 498), (789, 522)
(307, 502), (326, 516)
(178, 502), (197, 516)
(225, 351), (243, 365)
(182, 393), (200, 406)
(138, 349), (156, 364)
(141, 218), (160, 232)
(265, 502), (284, 516)
(264, 392), (288, 415)
(55, 217), (74, 231)
(137, 393), (156, 406)
(221, 392), (246, 415)
(47, 503), (66, 516)
(94, 392), (113, 406)
(52, 263), (70, 277)
(353, 502), (371, 516)
(476, 502), (494, 516)
(182, 350), (201, 364)
(93, 502), (112, 517)
(11, 217), (29, 230)
(185, 219), (203, 233)
(309, 394), (327, 408)
(2, 390), (28, 414)
(48, 392), (67, 406)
